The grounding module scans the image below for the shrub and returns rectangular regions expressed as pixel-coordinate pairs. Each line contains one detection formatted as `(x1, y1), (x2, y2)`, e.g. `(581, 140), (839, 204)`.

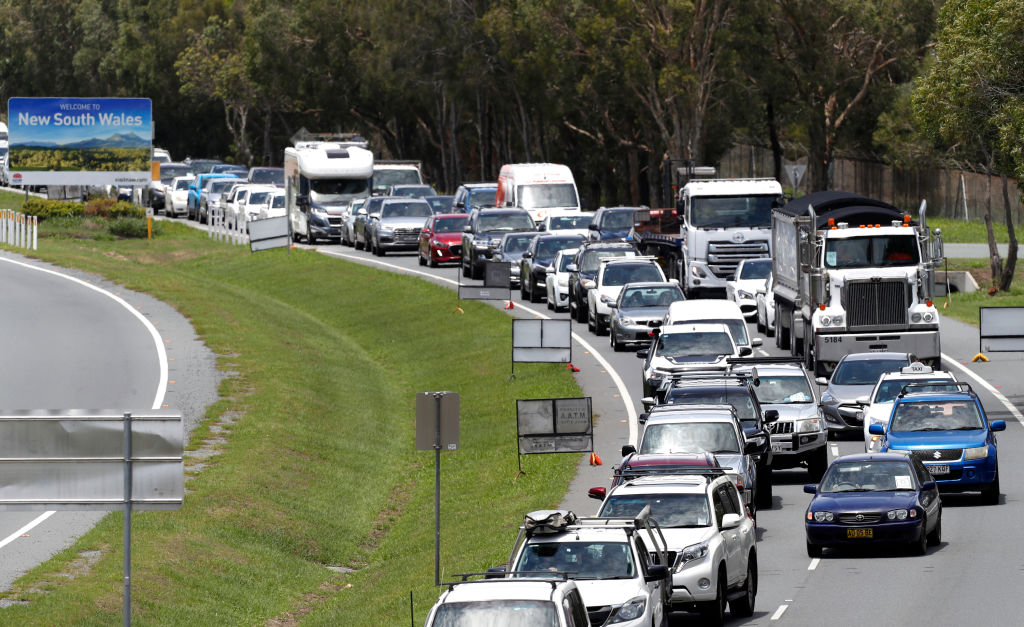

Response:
(21, 198), (84, 220)
(84, 197), (117, 217)
(107, 217), (156, 238)
(109, 200), (145, 219)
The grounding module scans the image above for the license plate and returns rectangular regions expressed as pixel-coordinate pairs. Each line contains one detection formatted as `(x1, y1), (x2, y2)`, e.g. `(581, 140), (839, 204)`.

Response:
(927, 464), (950, 475)
(846, 528), (873, 539)
(771, 444), (785, 452)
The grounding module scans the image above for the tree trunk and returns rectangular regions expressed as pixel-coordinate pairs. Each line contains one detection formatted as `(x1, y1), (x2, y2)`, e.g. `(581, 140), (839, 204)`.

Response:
(984, 173), (1003, 284)
(766, 101), (783, 188)
(998, 173), (1018, 291)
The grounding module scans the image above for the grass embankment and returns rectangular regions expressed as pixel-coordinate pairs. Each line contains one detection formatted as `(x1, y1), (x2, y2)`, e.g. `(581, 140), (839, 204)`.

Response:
(929, 217), (1011, 244)
(0, 221), (580, 625)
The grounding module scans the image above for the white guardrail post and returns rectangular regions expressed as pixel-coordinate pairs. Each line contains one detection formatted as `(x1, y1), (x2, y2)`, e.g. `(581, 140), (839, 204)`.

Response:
(2, 211), (40, 251)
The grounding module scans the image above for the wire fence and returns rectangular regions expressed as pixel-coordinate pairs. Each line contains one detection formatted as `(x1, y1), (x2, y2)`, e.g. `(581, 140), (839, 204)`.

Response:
(720, 141), (1023, 226)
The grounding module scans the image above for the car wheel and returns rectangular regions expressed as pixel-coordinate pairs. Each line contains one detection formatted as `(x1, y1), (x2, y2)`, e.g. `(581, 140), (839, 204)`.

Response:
(808, 446), (828, 481)
(546, 288), (554, 310)
(981, 471), (1000, 505)
(927, 510), (942, 546)
(587, 306), (596, 332)
(428, 254), (438, 268)
(806, 540), (822, 558)
(529, 278), (542, 303)
(756, 313), (765, 334)
(418, 251), (427, 266)
(521, 276), (529, 300)
(756, 465), (773, 509)
(376, 239), (386, 256)
(462, 256), (471, 278)
(611, 331), (621, 352)
(729, 553), (757, 618)
(354, 236), (364, 250)
(911, 519), (929, 555)
(306, 223), (315, 245)
(697, 572), (726, 627)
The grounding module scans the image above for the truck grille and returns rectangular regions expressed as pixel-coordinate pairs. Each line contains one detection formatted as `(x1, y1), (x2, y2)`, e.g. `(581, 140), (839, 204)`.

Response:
(845, 280), (908, 330)
(707, 240), (769, 278)
(768, 421), (794, 434)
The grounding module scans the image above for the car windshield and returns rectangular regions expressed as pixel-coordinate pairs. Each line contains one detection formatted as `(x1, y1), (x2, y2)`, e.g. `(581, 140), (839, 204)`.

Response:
(310, 178), (370, 198)
(689, 195), (776, 228)
(434, 217), (468, 233)
(514, 542), (635, 580)
(820, 461), (916, 492)
(600, 494), (711, 527)
(600, 210), (634, 229)
(466, 188), (497, 208)
(889, 400), (984, 432)
(536, 237), (583, 258)
(207, 180), (234, 194)
(478, 213), (535, 232)
(739, 260), (772, 280)
(549, 215), (590, 230)
(873, 379), (957, 404)
(248, 191), (272, 205)
(602, 263), (663, 286)
(426, 196), (454, 213)
(665, 388), (757, 421)
(580, 249), (635, 272)
(381, 201), (432, 218)
(517, 183), (578, 210)
(684, 318), (749, 346)
(373, 168), (420, 192)
(753, 376), (814, 404)
(620, 286), (683, 308)
(824, 235), (920, 269)
(250, 168), (283, 185)
(431, 600), (558, 627)
(159, 166), (191, 183)
(393, 185), (434, 197)
(640, 422), (740, 454)
(658, 331), (734, 357)
(502, 235), (536, 253)
(831, 359), (907, 386)
(174, 179), (191, 191)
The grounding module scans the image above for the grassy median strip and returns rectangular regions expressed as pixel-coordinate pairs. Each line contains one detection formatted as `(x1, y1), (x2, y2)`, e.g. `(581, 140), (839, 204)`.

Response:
(0, 222), (581, 625)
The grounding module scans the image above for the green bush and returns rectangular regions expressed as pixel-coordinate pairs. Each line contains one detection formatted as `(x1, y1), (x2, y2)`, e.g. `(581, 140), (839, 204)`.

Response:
(108, 216), (160, 238)
(83, 198), (145, 219)
(21, 198), (84, 220)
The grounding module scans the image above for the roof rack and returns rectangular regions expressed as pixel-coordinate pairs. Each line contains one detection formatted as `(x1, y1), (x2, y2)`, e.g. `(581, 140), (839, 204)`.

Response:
(615, 465), (732, 481)
(647, 402), (738, 415)
(442, 571), (572, 590)
(599, 255), (658, 263)
(898, 381), (972, 397)
(726, 357), (804, 366)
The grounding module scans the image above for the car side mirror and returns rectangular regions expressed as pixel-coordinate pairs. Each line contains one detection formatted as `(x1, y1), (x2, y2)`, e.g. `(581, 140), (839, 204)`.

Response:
(621, 444), (637, 457)
(636, 349), (649, 359)
(720, 513), (742, 530)
(369, 213), (380, 220)
(868, 424), (885, 436)
(803, 484), (818, 494)
(641, 397), (656, 412)
(669, 278), (679, 285)
(566, 263), (578, 272)
(815, 377), (828, 386)
(463, 224), (472, 232)
(484, 566), (506, 579)
(752, 338), (763, 347)
(607, 302), (617, 308)
(739, 346), (753, 356)
(638, 412), (650, 424)
(645, 564), (670, 582)
(744, 440), (760, 454)
(588, 223), (598, 230)
(991, 420), (1006, 432)
(357, 208), (367, 216)
(522, 251), (532, 258)
(546, 267), (555, 274)
(587, 487), (606, 501)
(764, 410), (779, 423)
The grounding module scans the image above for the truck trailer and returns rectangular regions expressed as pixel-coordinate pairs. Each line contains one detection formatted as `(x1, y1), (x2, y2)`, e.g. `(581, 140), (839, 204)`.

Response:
(771, 191), (944, 377)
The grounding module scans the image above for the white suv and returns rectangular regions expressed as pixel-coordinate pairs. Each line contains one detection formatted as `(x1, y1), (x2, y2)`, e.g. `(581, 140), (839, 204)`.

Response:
(594, 472), (757, 624)
(546, 248), (579, 312)
(587, 256), (669, 335)
(505, 509), (670, 627)
(424, 576), (590, 626)
(638, 323), (748, 397)
(861, 362), (958, 452)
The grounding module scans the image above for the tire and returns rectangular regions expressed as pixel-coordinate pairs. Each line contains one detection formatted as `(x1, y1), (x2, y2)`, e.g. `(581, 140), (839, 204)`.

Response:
(981, 471), (1000, 505)
(756, 465), (773, 509)
(808, 446), (828, 481)
(806, 540), (822, 558)
(729, 553), (757, 618)
(587, 307), (596, 332)
(376, 240), (386, 256)
(428, 255), (438, 268)
(611, 331), (623, 352)
(470, 259), (482, 280)
(756, 314), (765, 334)
(418, 251), (427, 266)
(462, 256), (471, 278)
(520, 277), (529, 300)
(927, 510), (942, 546)
(697, 572), (726, 627)
(911, 519), (928, 555)
(546, 288), (554, 310)
(529, 278), (542, 303)
(307, 223), (315, 245)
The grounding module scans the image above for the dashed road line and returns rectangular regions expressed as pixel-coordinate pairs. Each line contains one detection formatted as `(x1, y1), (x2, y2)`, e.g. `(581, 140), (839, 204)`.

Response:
(941, 352), (1024, 425)
(771, 604), (789, 621)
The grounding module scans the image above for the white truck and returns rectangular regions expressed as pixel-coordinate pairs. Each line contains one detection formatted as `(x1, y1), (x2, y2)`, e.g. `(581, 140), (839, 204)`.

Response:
(284, 140), (373, 244)
(496, 162), (582, 224)
(772, 191), (944, 377)
(371, 160), (422, 195)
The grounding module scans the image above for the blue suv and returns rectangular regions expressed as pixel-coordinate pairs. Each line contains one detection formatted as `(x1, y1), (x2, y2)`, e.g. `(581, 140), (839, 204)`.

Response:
(871, 383), (1005, 504)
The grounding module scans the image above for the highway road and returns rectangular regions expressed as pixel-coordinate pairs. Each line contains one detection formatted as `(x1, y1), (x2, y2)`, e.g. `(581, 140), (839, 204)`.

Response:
(0, 252), (218, 592)
(301, 239), (1024, 625)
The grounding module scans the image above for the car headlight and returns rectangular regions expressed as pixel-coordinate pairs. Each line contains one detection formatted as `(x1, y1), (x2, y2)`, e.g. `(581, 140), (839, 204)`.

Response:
(619, 316), (634, 326)
(809, 511), (835, 522)
(610, 596), (647, 623)
(648, 370), (665, 381)
(738, 290), (753, 299)
(600, 294), (614, 304)
(795, 418), (824, 433)
(431, 239), (446, 248)
(965, 445), (989, 460)
(675, 542), (709, 570)
(886, 509), (912, 520)
(312, 206), (328, 215)
(582, 279), (596, 289)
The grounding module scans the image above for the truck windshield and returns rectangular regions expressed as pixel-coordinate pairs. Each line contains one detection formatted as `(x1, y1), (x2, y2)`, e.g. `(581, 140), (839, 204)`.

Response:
(431, 600), (558, 627)
(600, 493), (711, 527)
(517, 183), (578, 210)
(824, 234), (920, 268)
(640, 422), (740, 454)
(310, 178), (370, 199)
(689, 195), (775, 228)
(889, 400), (984, 432)
(372, 168), (421, 193)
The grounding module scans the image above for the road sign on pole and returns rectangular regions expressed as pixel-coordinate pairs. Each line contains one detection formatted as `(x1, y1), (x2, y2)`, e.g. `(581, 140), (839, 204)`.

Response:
(784, 164), (806, 191)
(416, 392), (459, 586)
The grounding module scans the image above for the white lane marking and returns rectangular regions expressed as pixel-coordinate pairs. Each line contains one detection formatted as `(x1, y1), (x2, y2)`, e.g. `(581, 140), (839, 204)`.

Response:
(808, 558), (819, 571)
(757, 348), (770, 356)
(771, 604), (789, 621)
(319, 250), (639, 443)
(0, 257), (169, 549)
(830, 444), (839, 458)
(942, 352), (1024, 425)
(0, 511), (55, 550)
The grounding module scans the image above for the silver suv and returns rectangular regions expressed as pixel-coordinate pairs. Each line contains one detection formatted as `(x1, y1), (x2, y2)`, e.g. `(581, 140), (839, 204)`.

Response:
(366, 197), (433, 256)
(425, 575), (591, 626)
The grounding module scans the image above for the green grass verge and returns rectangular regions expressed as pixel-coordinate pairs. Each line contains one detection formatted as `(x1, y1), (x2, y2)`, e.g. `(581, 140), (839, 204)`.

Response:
(939, 258), (1024, 326)
(0, 189), (29, 211)
(0, 221), (580, 625)
(929, 217), (1012, 244)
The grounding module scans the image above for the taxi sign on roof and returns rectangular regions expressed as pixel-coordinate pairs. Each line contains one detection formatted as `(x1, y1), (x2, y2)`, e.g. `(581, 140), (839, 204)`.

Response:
(901, 362), (932, 374)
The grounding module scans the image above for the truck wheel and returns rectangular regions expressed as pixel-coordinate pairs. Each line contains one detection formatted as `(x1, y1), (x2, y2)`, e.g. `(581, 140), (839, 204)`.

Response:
(729, 553), (757, 618)
(805, 344), (815, 373)
(777, 313), (790, 350)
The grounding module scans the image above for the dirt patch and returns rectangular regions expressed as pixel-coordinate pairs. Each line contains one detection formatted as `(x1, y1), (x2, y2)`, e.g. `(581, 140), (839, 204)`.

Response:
(101, 250), (130, 262)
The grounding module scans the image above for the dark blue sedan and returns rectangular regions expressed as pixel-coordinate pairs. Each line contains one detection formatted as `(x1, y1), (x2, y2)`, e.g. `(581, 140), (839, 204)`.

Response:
(804, 453), (941, 557)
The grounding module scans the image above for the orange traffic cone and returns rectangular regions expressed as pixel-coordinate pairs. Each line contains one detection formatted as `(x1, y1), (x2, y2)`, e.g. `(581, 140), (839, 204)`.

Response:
(593, 452), (602, 466)
(566, 363), (580, 373)
(505, 300), (514, 310)
(589, 452), (597, 466)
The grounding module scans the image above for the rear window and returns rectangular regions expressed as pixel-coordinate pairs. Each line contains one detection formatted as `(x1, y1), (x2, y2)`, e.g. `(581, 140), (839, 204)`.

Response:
(832, 359), (908, 386)
(580, 249), (635, 272)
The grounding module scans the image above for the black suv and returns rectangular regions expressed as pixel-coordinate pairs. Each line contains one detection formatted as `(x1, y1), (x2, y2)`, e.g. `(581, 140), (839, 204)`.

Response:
(567, 240), (638, 323)
(460, 207), (535, 279)
(519, 233), (586, 302)
(644, 375), (777, 509)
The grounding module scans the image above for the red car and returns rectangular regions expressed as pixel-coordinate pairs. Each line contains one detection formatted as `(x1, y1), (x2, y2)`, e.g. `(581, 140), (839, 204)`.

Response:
(418, 213), (468, 267)
(588, 452), (722, 496)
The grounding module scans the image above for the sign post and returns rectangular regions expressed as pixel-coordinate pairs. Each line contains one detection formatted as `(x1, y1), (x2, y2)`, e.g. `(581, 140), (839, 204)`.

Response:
(515, 397), (593, 477)
(416, 392), (459, 586)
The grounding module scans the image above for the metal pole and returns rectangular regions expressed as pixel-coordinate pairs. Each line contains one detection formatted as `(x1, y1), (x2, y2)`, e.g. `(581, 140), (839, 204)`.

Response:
(434, 392), (442, 587)
(123, 411), (133, 627)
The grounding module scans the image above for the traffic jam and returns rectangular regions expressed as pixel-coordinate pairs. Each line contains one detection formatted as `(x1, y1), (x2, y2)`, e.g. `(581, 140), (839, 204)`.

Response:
(155, 141), (1010, 626)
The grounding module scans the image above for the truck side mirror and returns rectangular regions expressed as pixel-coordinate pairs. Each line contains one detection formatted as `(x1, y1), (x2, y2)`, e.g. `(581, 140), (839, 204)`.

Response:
(931, 228), (944, 260)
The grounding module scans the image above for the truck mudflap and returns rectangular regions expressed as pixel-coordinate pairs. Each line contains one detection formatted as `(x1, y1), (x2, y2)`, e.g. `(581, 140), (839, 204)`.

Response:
(814, 329), (940, 367)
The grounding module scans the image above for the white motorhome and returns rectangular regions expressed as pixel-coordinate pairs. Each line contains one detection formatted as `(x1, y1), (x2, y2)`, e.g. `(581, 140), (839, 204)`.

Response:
(371, 160), (423, 195)
(285, 142), (373, 244)
(496, 163), (581, 224)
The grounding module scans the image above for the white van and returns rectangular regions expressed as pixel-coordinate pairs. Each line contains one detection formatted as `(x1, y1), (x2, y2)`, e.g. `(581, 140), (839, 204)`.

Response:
(663, 299), (762, 350)
(496, 163), (580, 224)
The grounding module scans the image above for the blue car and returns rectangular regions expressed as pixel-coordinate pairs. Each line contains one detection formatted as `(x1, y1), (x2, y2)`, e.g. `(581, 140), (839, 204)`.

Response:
(588, 206), (639, 241)
(804, 452), (942, 557)
(871, 383), (1005, 504)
